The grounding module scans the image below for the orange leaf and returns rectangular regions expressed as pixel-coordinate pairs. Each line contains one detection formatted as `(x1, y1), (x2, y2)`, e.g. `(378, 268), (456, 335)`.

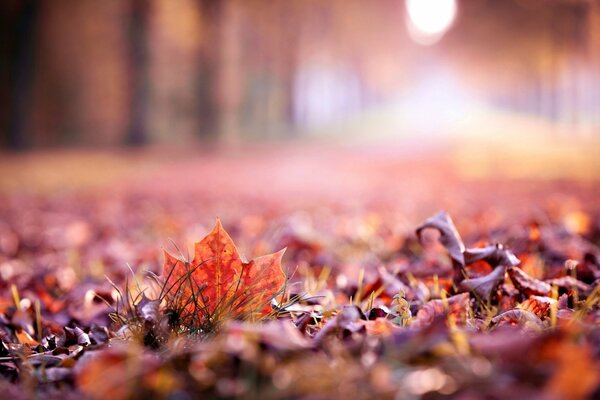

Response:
(162, 219), (286, 322)
(15, 329), (38, 346)
(517, 295), (557, 318)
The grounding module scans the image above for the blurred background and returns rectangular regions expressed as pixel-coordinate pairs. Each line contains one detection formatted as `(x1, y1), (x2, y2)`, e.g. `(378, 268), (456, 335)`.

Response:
(0, 0), (598, 293)
(1, 0), (599, 148)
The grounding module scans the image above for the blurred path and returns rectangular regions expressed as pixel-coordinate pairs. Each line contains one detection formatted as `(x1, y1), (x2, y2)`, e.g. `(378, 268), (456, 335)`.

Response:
(0, 138), (598, 223)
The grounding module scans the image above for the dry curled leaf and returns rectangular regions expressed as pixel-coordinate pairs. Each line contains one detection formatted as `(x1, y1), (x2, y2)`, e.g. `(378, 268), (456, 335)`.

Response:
(416, 211), (465, 268)
(416, 211), (466, 285)
(459, 266), (507, 301)
(507, 266), (551, 296)
(136, 294), (160, 324)
(163, 219), (286, 321)
(63, 326), (91, 347)
(463, 244), (520, 268)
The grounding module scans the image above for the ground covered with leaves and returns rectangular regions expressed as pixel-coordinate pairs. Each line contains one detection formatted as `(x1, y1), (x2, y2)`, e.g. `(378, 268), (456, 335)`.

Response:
(0, 147), (599, 399)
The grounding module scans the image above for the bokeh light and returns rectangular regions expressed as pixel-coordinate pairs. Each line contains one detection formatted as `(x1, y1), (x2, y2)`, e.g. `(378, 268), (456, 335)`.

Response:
(406, 0), (458, 45)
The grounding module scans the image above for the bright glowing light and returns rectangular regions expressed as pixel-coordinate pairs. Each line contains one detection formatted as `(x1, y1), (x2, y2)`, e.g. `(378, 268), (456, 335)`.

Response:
(406, 0), (457, 45)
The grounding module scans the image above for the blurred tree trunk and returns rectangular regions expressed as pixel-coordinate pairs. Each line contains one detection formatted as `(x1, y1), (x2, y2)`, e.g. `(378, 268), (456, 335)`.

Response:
(197, 0), (220, 139)
(127, 0), (149, 146)
(278, 2), (301, 135)
(214, 0), (242, 144)
(6, 0), (39, 149)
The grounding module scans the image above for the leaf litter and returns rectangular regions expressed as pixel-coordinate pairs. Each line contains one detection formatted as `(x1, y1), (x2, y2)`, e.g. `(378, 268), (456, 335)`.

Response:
(0, 186), (599, 399)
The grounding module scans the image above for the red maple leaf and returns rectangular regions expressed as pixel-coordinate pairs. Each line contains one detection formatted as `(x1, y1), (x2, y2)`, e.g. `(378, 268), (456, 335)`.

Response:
(162, 219), (286, 323)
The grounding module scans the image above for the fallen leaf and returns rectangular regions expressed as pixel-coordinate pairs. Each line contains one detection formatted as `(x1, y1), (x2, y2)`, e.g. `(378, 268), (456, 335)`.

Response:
(507, 267), (551, 296)
(517, 296), (557, 318)
(463, 244), (520, 268)
(163, 219), (286, 322)
(15, 330), (38, 346)
(136, 294), (160, 324)
(416, 211), (465, 270)
(459, 266), (506, 301)
(62, 326), (91, 347)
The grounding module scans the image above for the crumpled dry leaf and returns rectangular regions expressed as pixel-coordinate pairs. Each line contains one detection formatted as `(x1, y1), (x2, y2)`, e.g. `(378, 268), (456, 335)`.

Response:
(416, 211), (465, 269)
(136, 294), (160, 324)
(62, 326), (91, 347)
(459, 266), (507, 301)
(507, 267), (551, 296)
(463, 244), (520, 268)
(416, 213), (523, 288)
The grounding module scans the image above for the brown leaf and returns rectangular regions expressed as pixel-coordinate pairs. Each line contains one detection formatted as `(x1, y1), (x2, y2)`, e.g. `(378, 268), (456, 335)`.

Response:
(136, 294), (160, 324)
(416, 211), (465, 269)
(459, 266), (506, 301)
(463, 244), (520, 268)
(507, 266), (551, 296)
(416, 212), (467, 286)
(63, 326), (91, 347)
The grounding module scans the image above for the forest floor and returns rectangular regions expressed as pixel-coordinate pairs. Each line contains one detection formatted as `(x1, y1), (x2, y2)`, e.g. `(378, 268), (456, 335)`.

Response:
(0, 140), (599, 399)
